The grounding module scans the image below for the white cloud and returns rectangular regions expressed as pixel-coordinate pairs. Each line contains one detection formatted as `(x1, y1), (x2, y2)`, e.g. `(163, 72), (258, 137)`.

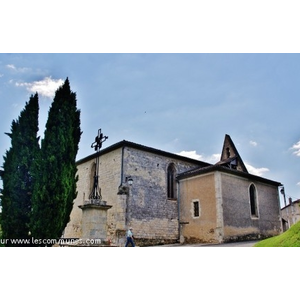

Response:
(16, 76), (64, 98)
(6, 64), (16, 70)
(297, 182), (300, 186)
(6, 64), (30, 73)
(176, 151), (220, 164)
(177, 150), (203, 160)
(250, 140), (258, 147)
(245, 163), (269, 177)
(291, 141), (300, 157)
(206, 154), (221, 164)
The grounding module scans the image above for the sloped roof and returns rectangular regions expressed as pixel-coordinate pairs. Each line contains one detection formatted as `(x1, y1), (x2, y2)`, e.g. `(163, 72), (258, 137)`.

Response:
(177, 164), (281, 187)
(177, 134), (281, 187)
(76, 136), (282, 187)
(76, 140), (211, 167)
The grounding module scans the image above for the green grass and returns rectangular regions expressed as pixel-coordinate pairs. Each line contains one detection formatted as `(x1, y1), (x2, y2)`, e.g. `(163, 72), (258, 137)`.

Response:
(254, 220), (300, 247)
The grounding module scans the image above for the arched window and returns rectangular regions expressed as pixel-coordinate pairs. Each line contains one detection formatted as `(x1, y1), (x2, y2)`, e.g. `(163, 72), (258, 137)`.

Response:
(249, 184), (258, 217)
(167, 163), (176, 199)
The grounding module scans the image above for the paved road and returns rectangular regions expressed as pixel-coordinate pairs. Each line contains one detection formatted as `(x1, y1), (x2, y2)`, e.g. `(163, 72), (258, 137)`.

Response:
(153, 240), (258, 247)
(202, 240), (258, 247)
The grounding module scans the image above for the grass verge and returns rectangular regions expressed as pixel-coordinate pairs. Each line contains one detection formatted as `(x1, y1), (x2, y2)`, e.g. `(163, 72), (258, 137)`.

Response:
(254, 220), (300, 247)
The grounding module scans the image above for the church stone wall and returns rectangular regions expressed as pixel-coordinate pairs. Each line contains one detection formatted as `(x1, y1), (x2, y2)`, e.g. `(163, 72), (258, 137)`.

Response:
(64, 148), (123, 240)
(179, 173), (220, 243)
(64, 144), (202, 246)
(122, 146), (201, 245)
(221, 172), (281, 241)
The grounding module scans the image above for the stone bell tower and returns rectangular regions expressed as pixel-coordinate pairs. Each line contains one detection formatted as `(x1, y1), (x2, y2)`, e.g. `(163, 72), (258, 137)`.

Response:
(217, 134), (248, 173)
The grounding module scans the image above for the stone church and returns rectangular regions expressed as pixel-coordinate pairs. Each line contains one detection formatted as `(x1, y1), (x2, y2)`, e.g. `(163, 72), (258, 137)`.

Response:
(64, 134), (283, 246)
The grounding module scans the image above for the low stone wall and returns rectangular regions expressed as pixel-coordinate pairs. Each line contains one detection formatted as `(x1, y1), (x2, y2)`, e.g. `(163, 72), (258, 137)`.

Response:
(223, 233), (272, 243)
(134, 238), (178, 247)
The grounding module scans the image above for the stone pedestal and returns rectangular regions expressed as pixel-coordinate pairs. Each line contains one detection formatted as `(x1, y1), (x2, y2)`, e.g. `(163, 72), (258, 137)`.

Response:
(79, 200), (112, 241)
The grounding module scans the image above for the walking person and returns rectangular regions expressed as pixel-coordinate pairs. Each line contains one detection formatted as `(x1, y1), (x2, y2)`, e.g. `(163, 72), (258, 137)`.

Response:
(125, 227), (135, 247)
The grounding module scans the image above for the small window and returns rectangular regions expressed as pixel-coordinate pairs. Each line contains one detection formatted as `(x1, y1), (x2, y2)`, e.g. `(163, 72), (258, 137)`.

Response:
(193, 201), (200, 217)
(249, 184), (258, 217)
(192, 200), (200, 218)
(167, 163), (176, 199)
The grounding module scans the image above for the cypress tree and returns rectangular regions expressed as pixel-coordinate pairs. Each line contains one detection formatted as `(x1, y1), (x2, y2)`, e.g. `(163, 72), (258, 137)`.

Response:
(31, 78), (81, 242)
(1, 94), (40, 246)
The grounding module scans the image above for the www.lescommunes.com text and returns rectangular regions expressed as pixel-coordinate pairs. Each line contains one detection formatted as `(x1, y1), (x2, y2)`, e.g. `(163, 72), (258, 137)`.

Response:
(0, 237), (102, 245)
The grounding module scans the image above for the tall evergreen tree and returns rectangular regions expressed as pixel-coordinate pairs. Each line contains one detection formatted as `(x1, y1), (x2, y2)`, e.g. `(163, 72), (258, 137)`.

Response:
(31, 78), (81, 242)
(0, 94), (40, 245)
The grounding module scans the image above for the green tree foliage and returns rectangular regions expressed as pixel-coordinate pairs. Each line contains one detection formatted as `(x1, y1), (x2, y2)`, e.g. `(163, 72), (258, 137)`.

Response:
(30, 78), (81, 242)
(0, 94), (40, 245)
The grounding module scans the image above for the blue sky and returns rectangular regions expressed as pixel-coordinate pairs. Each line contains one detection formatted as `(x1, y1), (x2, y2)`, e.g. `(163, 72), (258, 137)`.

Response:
(0, 53), (300, 206)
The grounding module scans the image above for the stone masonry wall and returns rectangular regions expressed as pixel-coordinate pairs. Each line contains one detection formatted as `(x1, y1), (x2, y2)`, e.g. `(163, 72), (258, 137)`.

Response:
(121, 146), (201, 245)
(64, 148), (123, 240)
(221, 172), (282, 241)
(179, 173), (219, 244)
(64, 144), (202, 246)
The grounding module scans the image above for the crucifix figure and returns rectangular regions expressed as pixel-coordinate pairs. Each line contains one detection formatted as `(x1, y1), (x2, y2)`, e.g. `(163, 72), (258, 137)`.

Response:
(89, 129), (108, 201)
